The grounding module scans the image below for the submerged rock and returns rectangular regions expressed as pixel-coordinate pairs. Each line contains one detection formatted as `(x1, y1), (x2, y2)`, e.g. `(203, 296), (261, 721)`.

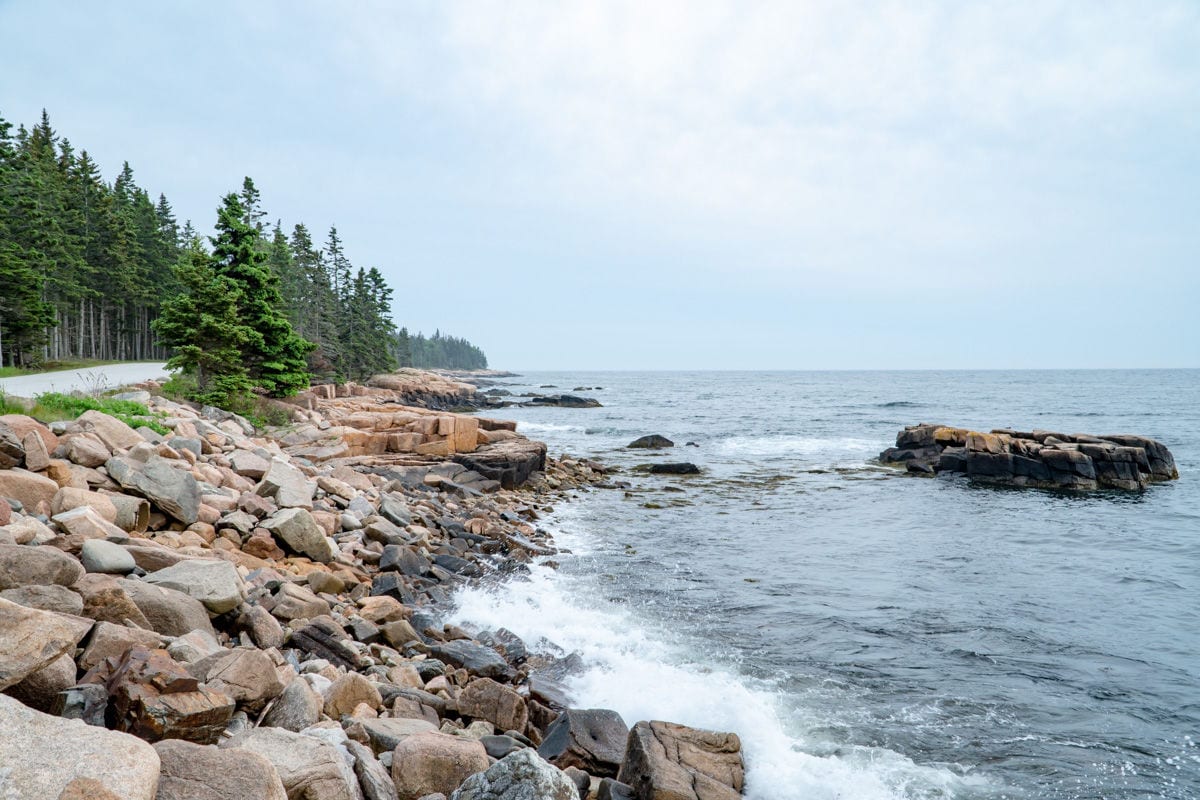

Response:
(627, 435), (674, 449)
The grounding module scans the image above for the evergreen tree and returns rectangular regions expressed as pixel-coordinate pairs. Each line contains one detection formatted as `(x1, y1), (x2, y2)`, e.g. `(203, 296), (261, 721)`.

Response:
(210, 192), (313, 396)
(152, 241), (253, 405)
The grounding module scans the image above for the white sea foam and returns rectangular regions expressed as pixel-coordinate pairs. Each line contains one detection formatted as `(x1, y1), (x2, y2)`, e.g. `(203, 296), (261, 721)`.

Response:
(514, 422), (584, 434)
(448, 523), (992, 800)
(716, 435), (880, 459)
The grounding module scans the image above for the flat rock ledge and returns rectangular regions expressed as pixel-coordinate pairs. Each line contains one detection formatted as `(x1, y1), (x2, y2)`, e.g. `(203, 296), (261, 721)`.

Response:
(880, 424), (1179, 490)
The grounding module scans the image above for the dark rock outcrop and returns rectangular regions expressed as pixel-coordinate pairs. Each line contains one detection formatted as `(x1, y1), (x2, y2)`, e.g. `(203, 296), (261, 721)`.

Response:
(627, 435), (674, 449)
(526, 394), (602, 408)
(880, 424), (1178, 490)
(453, 439), (548, 490)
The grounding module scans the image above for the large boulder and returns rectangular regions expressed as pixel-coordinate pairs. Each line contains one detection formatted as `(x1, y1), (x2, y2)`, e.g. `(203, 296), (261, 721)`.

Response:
(77, 409), (145, 452)
(345, 739), (398, 800)
(143, 559), (246, 614)
(0, 583), (85, 615)
(618, 721), (744, 800)
(222, 726), (365, 800)
(538, 708), (630, 778)
(154, 738), (289, 800)
(261, 677), (324, 732)
(87, 645), (235, 744)
(190, 647), (286, 712)
(452, 439), (548, 490)
(0, 542), (84, 589)
(256, 458), (316, 509)
(355, 717), (438, 755)
(0, 468), (60, 514)
(119, 578), (216, 637)
(450, 748), (578, 800)
(4, 651), (77, 712)
(262, 507), (337, 563)
(108, 454), (201, 525)
(324, 671), (382, 719)
(455, 677), (529, 734)
(0, 596), (91, 690)
(391, 732), (490, 800)
(429, 640), (514, 681)
(0, 694), (160, 799)
(78, 620), (165, 671)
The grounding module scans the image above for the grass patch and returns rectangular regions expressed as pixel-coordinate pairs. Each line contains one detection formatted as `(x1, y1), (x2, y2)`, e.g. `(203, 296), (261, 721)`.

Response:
(29, 392), (171, 436)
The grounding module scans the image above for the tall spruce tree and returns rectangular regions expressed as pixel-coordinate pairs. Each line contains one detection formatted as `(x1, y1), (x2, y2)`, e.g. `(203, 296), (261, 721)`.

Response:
(152, 240), (253, 405)
(210, 191), (313, 396)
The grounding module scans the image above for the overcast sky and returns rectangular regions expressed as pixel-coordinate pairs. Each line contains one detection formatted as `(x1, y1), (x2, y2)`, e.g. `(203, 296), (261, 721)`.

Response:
(2, 1), (1197, 369)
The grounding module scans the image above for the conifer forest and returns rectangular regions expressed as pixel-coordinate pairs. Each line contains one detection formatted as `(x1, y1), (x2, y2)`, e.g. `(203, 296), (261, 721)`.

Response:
(0, 109), (489, 394)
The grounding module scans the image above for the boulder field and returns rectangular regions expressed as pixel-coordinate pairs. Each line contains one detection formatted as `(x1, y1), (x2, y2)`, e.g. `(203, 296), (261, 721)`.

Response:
(880, 423), (1179, 490)
(0, 372), (744, 800)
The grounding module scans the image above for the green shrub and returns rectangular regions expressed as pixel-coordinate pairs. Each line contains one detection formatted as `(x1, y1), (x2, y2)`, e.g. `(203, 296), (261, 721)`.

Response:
(31, 392), (171, 436)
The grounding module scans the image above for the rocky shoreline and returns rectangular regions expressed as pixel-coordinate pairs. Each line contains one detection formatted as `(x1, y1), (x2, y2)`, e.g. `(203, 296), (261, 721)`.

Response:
(880, 423), (1179, 490)
(0, 373), (746, 800)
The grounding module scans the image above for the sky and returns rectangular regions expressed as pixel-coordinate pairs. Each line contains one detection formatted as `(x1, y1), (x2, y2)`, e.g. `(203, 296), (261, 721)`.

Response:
(1, 1), (1197, 370)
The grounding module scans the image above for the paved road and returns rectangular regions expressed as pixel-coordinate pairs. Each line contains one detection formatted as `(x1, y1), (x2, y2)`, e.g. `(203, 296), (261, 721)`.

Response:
(0, 362), (170, 398)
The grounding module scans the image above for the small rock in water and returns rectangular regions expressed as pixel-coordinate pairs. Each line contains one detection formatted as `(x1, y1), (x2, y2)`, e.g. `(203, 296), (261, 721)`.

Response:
(627, 435), (674, 449)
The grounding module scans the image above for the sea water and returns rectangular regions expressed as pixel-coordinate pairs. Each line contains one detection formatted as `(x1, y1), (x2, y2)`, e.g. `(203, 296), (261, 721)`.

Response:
(448, 370), (1200, 799)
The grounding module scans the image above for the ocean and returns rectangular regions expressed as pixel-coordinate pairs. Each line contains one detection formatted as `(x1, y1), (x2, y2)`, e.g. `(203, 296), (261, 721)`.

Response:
(449, 370), (1200, 799)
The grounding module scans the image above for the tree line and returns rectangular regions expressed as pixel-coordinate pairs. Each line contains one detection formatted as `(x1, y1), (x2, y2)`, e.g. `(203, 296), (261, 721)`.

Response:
(0, 109), (489, 390)
(394, 329), (489, 370)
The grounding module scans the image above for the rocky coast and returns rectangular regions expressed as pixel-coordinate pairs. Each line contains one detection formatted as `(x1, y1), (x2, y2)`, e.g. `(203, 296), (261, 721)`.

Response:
(0, 370), (745, 800)
(880, 423), (1179, 490)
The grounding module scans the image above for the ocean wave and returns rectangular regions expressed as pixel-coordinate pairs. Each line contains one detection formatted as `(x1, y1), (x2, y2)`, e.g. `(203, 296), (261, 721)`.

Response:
(716, 436), (880, 458)
(516, 422), (584, 434)
(448, 547), (992, 799)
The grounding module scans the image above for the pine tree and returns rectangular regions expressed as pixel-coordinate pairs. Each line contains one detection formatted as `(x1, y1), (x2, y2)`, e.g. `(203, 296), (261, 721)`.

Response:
(152, 241), (253, 406)
(210, 192), (314, 396)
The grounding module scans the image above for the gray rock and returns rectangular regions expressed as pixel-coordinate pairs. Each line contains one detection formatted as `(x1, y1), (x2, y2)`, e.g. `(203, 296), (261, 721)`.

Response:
(481, 735), (525, 760)
(0, 693), (160, 799)
(627, 435), (674, 449)
(379, 494), (412, 527)
(230, 449), (271, 479)
(119, 577), (217, 637)
(538, 708), (629, 778)
(155, 738), (289, 800)
(347, 739), (400, 800)
(107, 453), (201, 524)
(262, 677), (323, 732)
(262, 507), (336, 563)
(0, 542), (84, 589)
(429, 640), (514, 681)
(256, 458), (316, 509)
(450, 748), (578, 800)
(0, 583), (85, 615)
(357, 717), (438, 754)
(144, 558), (246, 614)
(596, 778), (635, 800)
(80, 538), (137, 574)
